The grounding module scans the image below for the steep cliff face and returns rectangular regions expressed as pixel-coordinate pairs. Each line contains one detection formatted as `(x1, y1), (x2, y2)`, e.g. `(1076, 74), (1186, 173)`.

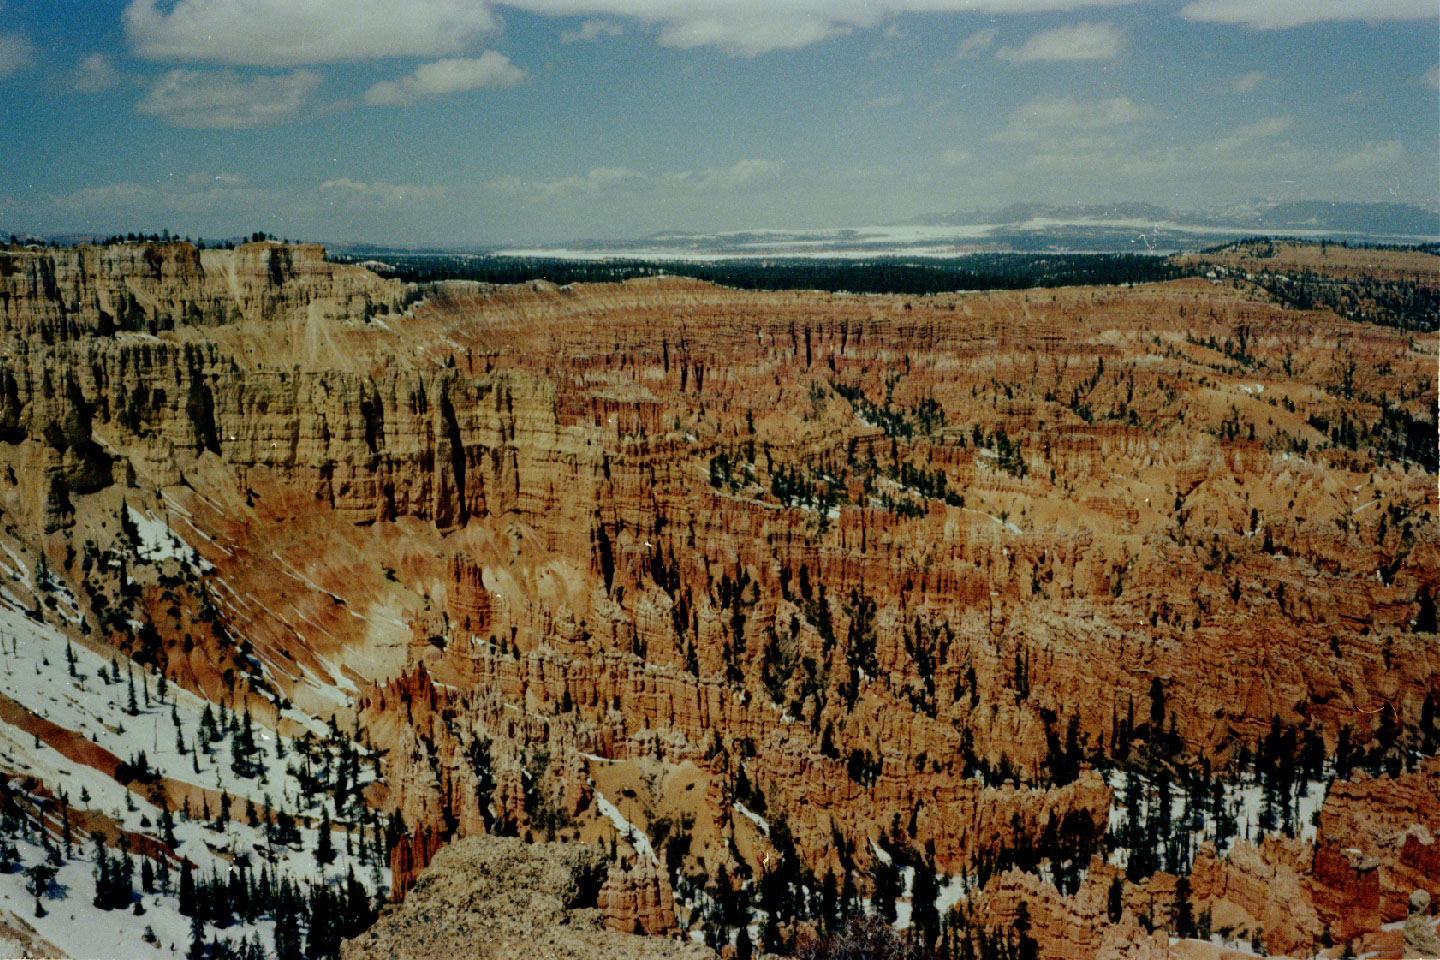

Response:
(0, 241), (404, 343)
(0, 241), (1434, 956)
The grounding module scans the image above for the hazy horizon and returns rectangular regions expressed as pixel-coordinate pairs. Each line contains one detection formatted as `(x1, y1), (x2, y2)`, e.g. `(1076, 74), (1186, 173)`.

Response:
(3, 0), (1437, 245)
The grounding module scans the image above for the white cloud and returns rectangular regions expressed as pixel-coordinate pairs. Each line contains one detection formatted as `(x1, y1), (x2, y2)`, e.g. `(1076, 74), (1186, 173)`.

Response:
(55, 174), (455, 223)
(937, 148), (971, 168)
(184, 172), (248, 187)
(954, 27), (998, 58)
(73, 54), (124, 93)
(485, 166), (644, 203)
(867, 94), (903, 108)
(55, 176), (280, 217)
(137, 69), (320, 128)
(505, 0), (1142, 57)
(485, 159), (784, 205)
(561, 18), (624, 42)
(992, 95), (1145, 142)
(1180, 0), (1436, 29)
(0, 31), (33, 77)
(364, 53), (525, 106)
(1330, 139), (1404, 171)
(697, 158), (785, 190)
(319, 179), (446, 204)
(1422, 65), (1439, 90)
(663, 158), (786, 191)
(1228, 70), (1265, 93)
(124, 0), (497, 66)
(122, 0), (1151, 60)
(1207, 115), (1293, 152)
(996, 22), (1123, 62)
(59, 182), (154, 209)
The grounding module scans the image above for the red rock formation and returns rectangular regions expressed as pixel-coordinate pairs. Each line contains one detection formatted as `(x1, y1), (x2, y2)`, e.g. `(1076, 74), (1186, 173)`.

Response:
(390, 827), (446, 902)
(598, 857), (678, 935)
(1312, 757), (1440, 925)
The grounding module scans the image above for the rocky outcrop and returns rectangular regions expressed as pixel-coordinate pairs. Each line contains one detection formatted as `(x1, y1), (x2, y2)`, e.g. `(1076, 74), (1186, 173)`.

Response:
(1407, 889), (1440, 958)
(1187, 839), (1326, 956)
(342, 835), (711, 960)
(1312, 756), (1440, 926)
(969, 867), (1178, 960)
(598, 857), (679, 935)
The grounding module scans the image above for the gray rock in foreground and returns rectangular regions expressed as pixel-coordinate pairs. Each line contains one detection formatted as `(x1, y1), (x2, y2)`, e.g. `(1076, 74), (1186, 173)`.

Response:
(343, 835), (715, 960)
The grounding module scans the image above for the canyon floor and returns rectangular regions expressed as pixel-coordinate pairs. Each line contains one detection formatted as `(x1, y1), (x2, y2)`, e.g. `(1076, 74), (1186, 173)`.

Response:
(0, 239), (1434, 959)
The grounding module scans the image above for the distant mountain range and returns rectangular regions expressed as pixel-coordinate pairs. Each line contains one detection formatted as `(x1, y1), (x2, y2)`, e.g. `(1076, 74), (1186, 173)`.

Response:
(914, 200), (1439, 237)
(499, 200), (1439, 261)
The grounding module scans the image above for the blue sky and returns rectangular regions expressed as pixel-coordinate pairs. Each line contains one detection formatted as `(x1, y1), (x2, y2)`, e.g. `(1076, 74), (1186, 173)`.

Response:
(2, 0), (1436, 245)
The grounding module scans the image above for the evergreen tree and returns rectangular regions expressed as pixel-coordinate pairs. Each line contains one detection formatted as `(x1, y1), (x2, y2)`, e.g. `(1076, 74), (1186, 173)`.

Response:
(179, 861), (196, 915)
(1174, 876), (1194, 938)
(1107, 876), (1124, 923)
(187, 911), (206, 960)
(910, 855), (939, 950)
(317, 808), (335, 865)
(735, 924), (753, 960)
(871, 856), (900, 924)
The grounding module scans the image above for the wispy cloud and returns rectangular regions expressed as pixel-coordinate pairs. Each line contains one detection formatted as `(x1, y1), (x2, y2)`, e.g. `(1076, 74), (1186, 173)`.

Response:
(664, 158), (786, 191)
(73, 53), (124, 93)
(1422, 65), (1439, 90)
(319, 179), (445, 204)
(1180, 0), (1436, 29)
(1207, 115), (1293, 152)
(937, 149), (971, 168)
(485, 159), (786, 205)
(561, 19), (624, 43)
(1330, 139), (1404, 172)
(996, 22), (1124, 62)
(954, 27), (998, 59)
(485, 166), (644, 204)
(364, 53), (525, 106)
(1228, 70), (1265, 93)
(992, 95), (1145, 143)
(0, 30), (33, 78)
(137, 69), (320, 128)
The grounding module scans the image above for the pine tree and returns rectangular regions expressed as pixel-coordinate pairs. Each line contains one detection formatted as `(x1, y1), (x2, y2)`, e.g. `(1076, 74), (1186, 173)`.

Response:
(187, 911), (206, 960)
(179, 861), (196, 915)
(317, 808), (335, 866)
(910, 855), (940, 950)
(91, 838), (110, 909)
(871, 856), (900, 924)
(271, 880), (302, 960)
(1174, 876), (1194, 938)
(735, 924), (753, 960)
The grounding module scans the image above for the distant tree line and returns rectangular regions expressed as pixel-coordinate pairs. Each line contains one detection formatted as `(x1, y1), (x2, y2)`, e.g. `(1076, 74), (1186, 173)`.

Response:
(345, 253), (1191, 294)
